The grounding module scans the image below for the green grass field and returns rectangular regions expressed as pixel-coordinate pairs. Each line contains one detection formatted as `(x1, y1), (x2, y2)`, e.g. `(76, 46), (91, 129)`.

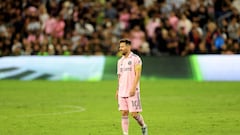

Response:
(0, 80), (239, 135)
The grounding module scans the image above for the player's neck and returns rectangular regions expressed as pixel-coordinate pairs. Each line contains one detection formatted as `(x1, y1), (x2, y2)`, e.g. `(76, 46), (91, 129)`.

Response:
(124, 51), (131, 58)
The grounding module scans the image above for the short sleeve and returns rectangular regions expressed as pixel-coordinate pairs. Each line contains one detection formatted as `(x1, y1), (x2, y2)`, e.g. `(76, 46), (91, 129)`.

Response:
(134, 56), (142, 66)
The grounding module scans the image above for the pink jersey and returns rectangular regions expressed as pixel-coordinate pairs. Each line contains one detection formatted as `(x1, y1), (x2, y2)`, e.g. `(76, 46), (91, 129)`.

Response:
(117, 52), (142, 97)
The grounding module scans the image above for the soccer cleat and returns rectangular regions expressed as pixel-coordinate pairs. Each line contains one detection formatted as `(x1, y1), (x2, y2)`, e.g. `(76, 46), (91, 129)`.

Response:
(141, 125), (148, 135)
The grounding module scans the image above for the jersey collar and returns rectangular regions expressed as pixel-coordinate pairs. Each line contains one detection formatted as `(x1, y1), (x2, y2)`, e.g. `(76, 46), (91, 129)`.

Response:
(122, 52), (133, 59)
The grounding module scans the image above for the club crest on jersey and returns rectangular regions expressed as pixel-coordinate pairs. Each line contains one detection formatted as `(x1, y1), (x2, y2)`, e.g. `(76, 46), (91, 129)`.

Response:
(128, 61), (132, 65)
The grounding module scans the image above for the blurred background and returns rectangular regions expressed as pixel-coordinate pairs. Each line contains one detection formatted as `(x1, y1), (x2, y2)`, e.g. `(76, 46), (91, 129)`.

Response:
(0, 0), (240, 81)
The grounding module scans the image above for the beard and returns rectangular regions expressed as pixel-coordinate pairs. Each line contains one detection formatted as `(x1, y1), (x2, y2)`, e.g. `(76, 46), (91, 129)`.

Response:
(120, 50), (127, 55)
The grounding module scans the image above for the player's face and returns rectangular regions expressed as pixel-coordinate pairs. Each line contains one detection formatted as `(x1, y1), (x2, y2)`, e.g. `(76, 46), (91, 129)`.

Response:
(119, 42), (130, 55)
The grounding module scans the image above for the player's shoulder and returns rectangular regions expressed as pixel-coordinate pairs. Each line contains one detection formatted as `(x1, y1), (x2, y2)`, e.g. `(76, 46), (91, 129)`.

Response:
(131, 53), (141, 60)
(131, 53), (138, 57)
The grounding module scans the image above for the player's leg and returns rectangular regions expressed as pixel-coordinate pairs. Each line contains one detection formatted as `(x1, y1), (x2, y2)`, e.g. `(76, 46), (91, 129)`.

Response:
(131, 112), (148, 135)
(128, 92), (148, 135)
(121, 110), (129, 135)
(118, 97), (129, 135)
(131, 112), (146, 127)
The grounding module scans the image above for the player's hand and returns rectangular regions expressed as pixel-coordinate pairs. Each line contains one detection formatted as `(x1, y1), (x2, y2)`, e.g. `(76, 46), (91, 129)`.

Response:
(129, 89), (136, 97)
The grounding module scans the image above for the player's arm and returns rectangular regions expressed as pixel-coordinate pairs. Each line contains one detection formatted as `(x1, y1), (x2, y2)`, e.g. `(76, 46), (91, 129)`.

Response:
(116, 61), (120, 99)
(116, 74), (120, 99)
(129, 63), (142, 97)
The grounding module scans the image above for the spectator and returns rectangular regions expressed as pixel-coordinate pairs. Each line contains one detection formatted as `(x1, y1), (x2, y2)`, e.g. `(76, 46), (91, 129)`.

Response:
(12, 39), (23, 56)
(177, 13), (192, 35)
(167, 29), (179, 55)
(168, 11), (179, 31)
(197, 40), (208, 54)
(119, 9), (130, 30)
(154, 27), (169, 55)
(75, 19), (94, 36)
(39, 4), (50, 30)
(104, 2), (118, 20)
(205, 21), (218, 53)
(227, 17), (239, 41)
(195, 4), (209, 28)
(181, 42), (196, 56)
(177, 26), (188, 55)
(232, 41), (240, 54)
(130, 25), (146, 55)
(146, 14), (161, 39)
(44, 14), (57, 36)
(221, 38), (235, 55)
(52, 15), (65, 38)
(232, 0), (240, 13)
(188, 22), (203, 52)
(0, 0), (239, 56)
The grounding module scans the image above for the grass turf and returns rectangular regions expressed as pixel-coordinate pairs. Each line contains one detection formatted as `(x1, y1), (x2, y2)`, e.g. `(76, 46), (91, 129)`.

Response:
(0, 80), (239, 135)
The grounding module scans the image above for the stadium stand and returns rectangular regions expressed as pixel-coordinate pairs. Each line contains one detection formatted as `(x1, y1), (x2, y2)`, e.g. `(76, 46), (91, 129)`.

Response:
(0, 0), (239, 56)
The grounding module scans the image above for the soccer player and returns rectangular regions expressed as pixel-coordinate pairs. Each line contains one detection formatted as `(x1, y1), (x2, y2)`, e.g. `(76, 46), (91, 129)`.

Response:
(116, 39), (148, 135)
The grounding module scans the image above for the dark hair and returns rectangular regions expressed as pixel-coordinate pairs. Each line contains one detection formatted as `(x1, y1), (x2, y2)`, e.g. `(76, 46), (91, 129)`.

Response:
(119, 39), (131, 45)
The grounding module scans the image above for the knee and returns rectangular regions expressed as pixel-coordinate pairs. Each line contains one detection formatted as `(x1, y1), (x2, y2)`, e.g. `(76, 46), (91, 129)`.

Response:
(121, 111), (129, 116)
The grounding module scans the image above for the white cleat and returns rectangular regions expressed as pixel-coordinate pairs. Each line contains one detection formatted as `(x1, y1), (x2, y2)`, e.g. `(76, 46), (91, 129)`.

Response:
(142, 125), (148, 135)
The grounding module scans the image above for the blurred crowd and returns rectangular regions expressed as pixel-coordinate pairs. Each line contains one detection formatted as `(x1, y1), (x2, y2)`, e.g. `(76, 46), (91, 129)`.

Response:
(0, 0), (239, 56)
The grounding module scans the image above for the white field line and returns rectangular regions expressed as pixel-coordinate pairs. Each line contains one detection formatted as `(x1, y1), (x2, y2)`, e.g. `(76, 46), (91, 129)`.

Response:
(18, 105), (86, 118)
(0, 105), (86, 118)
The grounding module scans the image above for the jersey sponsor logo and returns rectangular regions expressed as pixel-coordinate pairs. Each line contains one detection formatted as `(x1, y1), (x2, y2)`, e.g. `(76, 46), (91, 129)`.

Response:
(120, 67), (132, 72)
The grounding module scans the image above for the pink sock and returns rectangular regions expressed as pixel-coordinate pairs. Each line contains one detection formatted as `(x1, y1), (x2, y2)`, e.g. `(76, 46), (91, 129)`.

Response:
(121, 116), (129, 134)
(133, 114), (145, 127)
